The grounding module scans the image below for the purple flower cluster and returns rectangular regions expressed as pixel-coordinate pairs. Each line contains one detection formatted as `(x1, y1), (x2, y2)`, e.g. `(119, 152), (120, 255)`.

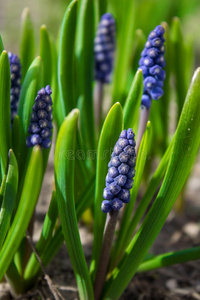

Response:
(101, 129), (136, 213)
(8, 52), (21, 124)
(94, 13), (116, 83)
(26, 85), (53, 149)
(138, 25), (166, 109)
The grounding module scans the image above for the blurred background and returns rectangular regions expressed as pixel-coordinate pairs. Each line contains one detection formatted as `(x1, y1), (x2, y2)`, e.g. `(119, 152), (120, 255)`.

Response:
(1, 0), (200, 66)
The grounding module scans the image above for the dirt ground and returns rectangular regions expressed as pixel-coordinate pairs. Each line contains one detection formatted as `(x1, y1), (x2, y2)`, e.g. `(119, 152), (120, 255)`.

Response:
(0, 151), (200, 300)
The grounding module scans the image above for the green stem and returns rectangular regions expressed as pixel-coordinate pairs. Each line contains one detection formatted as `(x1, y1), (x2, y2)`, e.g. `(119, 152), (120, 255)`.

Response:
(5, 260), (24, 295)
(24, 165), (95, 291)
(23, 192), (58, 285)
(94, 211), (119, 300)
(24, 226), (63, 290)
(109, 139), (173, 270)
(138, 246), (200, 272)
(94, 80), (104, 134)
(136, 107), (150, 154)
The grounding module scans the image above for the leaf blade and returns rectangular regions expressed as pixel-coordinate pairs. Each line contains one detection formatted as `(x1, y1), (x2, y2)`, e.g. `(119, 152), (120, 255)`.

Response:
(90, 102), (123, 281)
(0, 146), (43, 281)
(20, 8), (35, 81)
(0, 51), (11, 176)
(0, 150), (18, 248)
(55, 109), (94, 300)
(103, 67), (200, 300)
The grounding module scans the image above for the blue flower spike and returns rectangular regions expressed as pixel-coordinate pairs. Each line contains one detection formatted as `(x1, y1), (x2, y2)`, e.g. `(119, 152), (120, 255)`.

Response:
(94, 13), (116, 83)
(139, 25), (166, 108)
(8, 52), (21, 124)
(101, 129), (136, 213)
(26, 85), (53, 149)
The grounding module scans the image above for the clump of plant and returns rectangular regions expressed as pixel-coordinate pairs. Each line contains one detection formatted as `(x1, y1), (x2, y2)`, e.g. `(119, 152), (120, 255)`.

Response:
(0, 1), (200, 299)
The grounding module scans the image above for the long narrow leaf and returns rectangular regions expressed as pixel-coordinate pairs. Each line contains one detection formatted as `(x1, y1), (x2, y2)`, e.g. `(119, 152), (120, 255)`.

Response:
(103, 68), (200, 300)
(20, 8), (35, 81)
(40, 25), (52, 87)
(112, 0), (137, 105)
(18, 56), (43, 172)
(0, 150), (18, 248)
(171, 17), (188, 123)
(55, 109), (94, 300)
(0, 35), (4, 53)
(110, 121), (151, 268)
(90, 102), (123, 281)
(24, 191), (58, 289)
(76, 0), (95, 150)
(12, 116), (20, 163)
(123, 69), (143, 129)
(58, 0), (77, 118)
(94, 0), (107, 27)
(0, 146), (43, 281)
(23, 176), (95, 287)
(138, 246), (200, 272)
(0, 51), (11, 176)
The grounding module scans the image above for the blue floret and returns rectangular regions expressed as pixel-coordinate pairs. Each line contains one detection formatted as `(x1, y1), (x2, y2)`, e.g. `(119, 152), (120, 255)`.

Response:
(101, 129), (136, 213)
(138, 25), (166, 108)
(94, 13), (116, 83)
(26, 85), (53, 149)
(8, 52), (21, 124)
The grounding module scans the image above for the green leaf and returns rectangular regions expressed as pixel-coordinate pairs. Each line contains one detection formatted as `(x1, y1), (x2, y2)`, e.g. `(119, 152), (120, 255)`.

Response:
(0, 150), (18, 249)
(171, 17), (188, 123)
(123, 69), (143, 129)
(125, 139), (173, 244)
(24, 191), (58, 289)
(0, 35), (4, 53)
(0, 174), (6, 208)
(12, 116), (20, 162)
(150, 22), (172, 154)
(94, 0), (107, 27)
(110, 121), (151, 269)
(55, 109), (94, 300)
(76, 175), (95, 220)
(39, 25), (52, 87)
(112, 0), (137, 105)
(23, 176), (95, 288)
(0, 146), (43, 281)
(20, 8), (35, 82)
(58, 0), (77, 118)
(18, 56), (43, 171)
(131, 29), (145, 75)
(49, 32), (59, 118)
(0, 51), (11, 176)
(75, 0), (95, 150)
(90, 102), (123, 282)
(103, 68), (200, 300)
(138, 246), (200, 272)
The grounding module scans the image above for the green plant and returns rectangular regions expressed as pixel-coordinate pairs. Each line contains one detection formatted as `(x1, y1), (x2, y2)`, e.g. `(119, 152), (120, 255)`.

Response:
(0, 1), (200, 299)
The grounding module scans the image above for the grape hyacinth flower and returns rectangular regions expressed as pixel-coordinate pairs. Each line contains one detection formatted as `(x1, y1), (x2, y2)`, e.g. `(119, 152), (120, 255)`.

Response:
(136, 25), (166, 153)
(94, 13), (116, 131)
(101, 129), (136, 213)
(138, 25), (166, 109)
(94, 13), (116, 83)
(95, 129), (136, 300)
(8, 52), (21, 124)
(26, 85), (53, 149)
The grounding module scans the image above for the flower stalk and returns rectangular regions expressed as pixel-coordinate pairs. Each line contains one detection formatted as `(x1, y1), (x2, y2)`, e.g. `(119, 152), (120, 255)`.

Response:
(94, 210), (119, 300)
